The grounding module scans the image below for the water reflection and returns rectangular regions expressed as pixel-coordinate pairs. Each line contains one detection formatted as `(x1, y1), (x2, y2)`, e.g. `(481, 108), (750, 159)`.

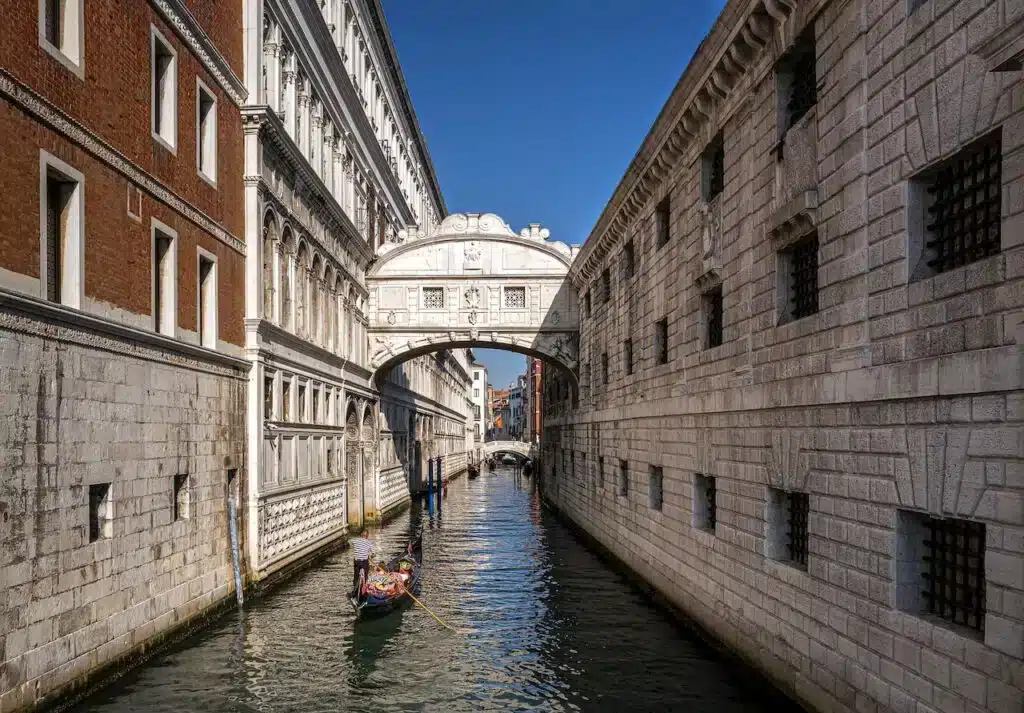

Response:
(72, 467), (800, 713)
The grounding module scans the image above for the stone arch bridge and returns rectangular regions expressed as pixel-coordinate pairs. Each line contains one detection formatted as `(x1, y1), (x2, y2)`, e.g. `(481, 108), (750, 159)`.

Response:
(367, 213), (580, 382)
(482, 441), (536, 459)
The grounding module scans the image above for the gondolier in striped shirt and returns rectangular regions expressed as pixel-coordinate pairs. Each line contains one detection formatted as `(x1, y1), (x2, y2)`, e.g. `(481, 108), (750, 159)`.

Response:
(350, 529), (374, 603)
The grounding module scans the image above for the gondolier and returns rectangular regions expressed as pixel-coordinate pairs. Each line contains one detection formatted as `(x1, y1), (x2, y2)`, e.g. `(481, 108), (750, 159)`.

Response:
(349, 529), (374, 603)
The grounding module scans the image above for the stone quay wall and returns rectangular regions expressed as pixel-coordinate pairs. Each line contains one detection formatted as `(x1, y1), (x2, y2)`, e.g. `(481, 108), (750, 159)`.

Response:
(543, 1), (1024, 713)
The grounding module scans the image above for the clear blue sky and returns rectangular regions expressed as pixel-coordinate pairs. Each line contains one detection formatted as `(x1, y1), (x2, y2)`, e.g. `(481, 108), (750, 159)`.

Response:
(384, 0), (727, 388)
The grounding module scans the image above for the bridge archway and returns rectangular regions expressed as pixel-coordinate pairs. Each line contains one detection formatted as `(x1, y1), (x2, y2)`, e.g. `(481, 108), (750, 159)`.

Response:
(367, 213), (580, 385)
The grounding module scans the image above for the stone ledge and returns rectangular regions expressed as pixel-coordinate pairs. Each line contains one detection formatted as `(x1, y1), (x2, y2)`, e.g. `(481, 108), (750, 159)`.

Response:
(972, 13), (1024, 72)
(770, 189), (819, 248)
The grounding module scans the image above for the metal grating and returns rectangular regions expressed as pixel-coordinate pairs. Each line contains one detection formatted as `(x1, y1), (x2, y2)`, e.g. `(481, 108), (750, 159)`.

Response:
(423, 287), (444, 309)
(706, 285), (723, 348)
(787, 492), (809, 568)
(705, 476), (717, 530)
(656, 318), (669, 364)
(504, 286), (526, 309)
(786, 30), (817, 129)
(789, 233), (819, 320)
(922, 517), (986, 631)
(925, 133), (1002, 275)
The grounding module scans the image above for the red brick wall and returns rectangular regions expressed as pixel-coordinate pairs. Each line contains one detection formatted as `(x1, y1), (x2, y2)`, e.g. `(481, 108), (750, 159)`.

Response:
(0, 0), (245, 346)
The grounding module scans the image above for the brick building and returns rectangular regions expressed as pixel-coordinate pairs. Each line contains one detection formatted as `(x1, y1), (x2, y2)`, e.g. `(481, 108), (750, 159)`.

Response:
(543, 2), (1023, 713)
(0, 1), (248, 709)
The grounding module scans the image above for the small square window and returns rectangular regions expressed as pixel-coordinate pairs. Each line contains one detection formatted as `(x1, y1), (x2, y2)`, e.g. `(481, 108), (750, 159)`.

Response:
(704, 285), (724, 349)
(777, 27), (817, 134)
(39, 0), (84, 77)
(623, 338), (633, 376)
(88, 483), (112, 542)
(423, 286), (445, 309)
(655, 318), (669, 364)
(173, 474), (190, 521)
(196, 79), (218, 184)
(896, 511), (985, 632)
(601, 268), (611, 304)
(504, 286), (526, 309)
(694, 473), (716, 531)
(767, 488), (809, 569)
(151, 26), (178, 151)
(622, 240), (635, 280)
(702, 132), (725, 202)
(601, 352), (609, 385)
(649, 466), (663, 510)
(656, 197), (671, 248)
(618, 460), (629, 497)
(777, 232), (819, 324)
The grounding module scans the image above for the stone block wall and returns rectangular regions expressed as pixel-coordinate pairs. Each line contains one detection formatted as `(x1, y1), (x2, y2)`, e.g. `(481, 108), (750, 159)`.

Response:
(546, 1), (1024, 713)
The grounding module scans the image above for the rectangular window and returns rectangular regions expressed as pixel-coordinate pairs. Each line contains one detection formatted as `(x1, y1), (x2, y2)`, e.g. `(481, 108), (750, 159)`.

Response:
(282, 379), (292, 421)
(173, 474), (189, 521)
(298, 382), (307, 422)
(910, 131), (1001, 280)
(196, 79), (217, 183)
(151, 26), (178, 151)
(584, 290), (592, 317)
(152, 222), (177, 336)
(597, 456), (604, 489)
(197, 251), (217, 348)
(601, 268), (611, 304)
(88, 483), (112, 542)
(656, 196), (671, 248)
(504, 286), (526, 309)
(474, 372), (480, 381)
(702, 132), (725, 202)
(655, 318), (669, 365)
(423, 286), (444, 309)
(768, 488), (809, 569)
(622, 240), (635, 279)
(264, 374), (274, 420)
(896, 511), (985, 632)
(601, 352), (609, 385)
(618, 460), (629, 497)
(777, 27), (817, 133)
(649, 466), (663, 510)
(312, 387), (321, 424)
(704, 285), (724, 349)
(623, 338), (633, 375)
(778, 232), (819, 324)
(694, 473), (717, 531)
(40, 152), (83, 308)
(40, 0), (83, 76)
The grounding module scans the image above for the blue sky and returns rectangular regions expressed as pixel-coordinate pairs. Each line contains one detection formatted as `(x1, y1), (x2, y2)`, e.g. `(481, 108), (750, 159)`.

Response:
(384, 0), (727, 388)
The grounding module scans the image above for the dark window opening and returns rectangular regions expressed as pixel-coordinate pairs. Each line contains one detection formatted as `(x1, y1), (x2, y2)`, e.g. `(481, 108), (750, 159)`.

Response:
(705, 285), (724, 349)
(703, 133), (725, 202)
(597, 456), (605, 489)
(924, 516), (986, 631)
(649, 466), (663, 510)
(623, 339), (633, 376)
(618, 460), (629, 496)
(602, 268), (611, 304)
(45, 175), (71, 303)
(623, 240), (635, 279)
(655, 318), (669, 364)
(780, 232), (819, 323)
(696, 473), (717, 531)
(601, 352), (609, 385)
(656, 197), (671, 248)
(780, 28), (817, 131)
(88, 483), (111, 542)
(787, 492), (809, 569)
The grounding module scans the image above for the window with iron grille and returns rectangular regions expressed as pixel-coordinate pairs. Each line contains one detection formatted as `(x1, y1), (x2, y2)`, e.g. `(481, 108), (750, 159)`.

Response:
(694, 473), (716, 531)
(702, 132), (725, 202)
(778, 232), (819, 324)
(777, 27), (817, 132)
(656, 197), (671, 248)
(618, 460), (629, 496)
(623, 240), (635, 279)
(623, 338), (633, 376)
(649, 466), (663, 510)
(897, 510), (986, 632)
(504, 286), (526, 309)
(601, 352), (609, 385)
(655, 318), (669, 364)
(768, 488), (809, 568)
(704, 285), (724, 349)
(423, 286), (445, 309)
(911, 131), (1001, 280)
(602, 268), (611, 303)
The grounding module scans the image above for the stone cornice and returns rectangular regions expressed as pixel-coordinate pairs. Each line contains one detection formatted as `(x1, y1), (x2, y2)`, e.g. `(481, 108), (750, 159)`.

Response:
(569, 0), (798, 287)
(0, 288), (249, 378)
(1, 69), (245, 255)
(256, 318), (372, 379)
(150, 0), (247, 106)
(245, 106), (374, 268)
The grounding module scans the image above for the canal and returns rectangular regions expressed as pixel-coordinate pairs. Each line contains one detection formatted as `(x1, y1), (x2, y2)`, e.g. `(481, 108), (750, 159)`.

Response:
(72, 467), (802, 713)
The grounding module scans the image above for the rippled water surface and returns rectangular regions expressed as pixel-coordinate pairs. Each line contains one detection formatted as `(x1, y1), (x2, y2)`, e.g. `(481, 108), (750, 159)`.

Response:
(74, 468), (800, 713)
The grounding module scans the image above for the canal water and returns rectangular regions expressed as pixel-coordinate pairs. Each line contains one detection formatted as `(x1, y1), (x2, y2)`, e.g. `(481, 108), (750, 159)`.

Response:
(72, 466), (801, 713)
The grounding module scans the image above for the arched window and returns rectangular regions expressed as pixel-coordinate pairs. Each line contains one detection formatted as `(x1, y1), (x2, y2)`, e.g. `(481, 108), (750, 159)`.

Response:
(295, 242), (308, 337)
(346, 287), (355, 359)
(311, 254), (322, 344)
(280, 228), (293, 331)
(262, 213), (277, 321)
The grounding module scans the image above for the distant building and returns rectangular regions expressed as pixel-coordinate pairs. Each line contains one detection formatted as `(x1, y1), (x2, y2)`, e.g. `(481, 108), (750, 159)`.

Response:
(468, 352), (488, 442)
(509, 374), (527, 440)
(524, 358), (543, 444)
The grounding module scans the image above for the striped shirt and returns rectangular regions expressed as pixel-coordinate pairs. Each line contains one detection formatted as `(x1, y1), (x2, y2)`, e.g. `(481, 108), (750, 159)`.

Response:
(351, 537), (373, 561)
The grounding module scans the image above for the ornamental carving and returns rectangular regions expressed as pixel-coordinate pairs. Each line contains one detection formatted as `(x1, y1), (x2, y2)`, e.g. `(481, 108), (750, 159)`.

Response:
(464, 286), (481, 309)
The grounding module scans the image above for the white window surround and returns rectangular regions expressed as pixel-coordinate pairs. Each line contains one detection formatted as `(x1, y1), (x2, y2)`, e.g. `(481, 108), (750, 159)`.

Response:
(38, 0), (84, 79)
(195, 77), (218, 186)
(151, 25), (178, 153)
(151, 218), (178, 338)
(196, 247), (218, 349)
(38, 150), (84, 310)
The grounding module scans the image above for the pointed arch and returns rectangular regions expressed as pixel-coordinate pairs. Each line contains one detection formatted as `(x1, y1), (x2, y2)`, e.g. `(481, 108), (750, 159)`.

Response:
(262, 211), (278, 322)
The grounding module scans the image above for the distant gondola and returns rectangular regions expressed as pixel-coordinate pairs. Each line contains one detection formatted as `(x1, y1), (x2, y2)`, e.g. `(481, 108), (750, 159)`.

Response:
(468, 464), (481, 479)
(350, 545), (421, 619)
(487, 459), (496, 471)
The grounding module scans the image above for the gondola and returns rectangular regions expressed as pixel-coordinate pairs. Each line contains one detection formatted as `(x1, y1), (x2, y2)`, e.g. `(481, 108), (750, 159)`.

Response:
(350, 547), (422, 619)
(468, 464), (481, 479)
(487, 459), (496, 472)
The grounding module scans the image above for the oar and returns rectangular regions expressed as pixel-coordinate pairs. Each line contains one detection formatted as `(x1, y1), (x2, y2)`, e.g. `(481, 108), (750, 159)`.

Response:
(397, 582), (468, 635)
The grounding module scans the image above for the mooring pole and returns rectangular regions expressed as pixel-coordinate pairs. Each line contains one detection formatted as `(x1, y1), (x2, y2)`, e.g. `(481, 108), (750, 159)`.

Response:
(228, 496), (244, 607)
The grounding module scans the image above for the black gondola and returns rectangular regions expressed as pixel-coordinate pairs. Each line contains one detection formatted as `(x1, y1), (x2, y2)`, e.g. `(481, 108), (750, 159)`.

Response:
(468, 464), (480, 479)
(350, 544), (422, 619)
(487, 459), (496, 471)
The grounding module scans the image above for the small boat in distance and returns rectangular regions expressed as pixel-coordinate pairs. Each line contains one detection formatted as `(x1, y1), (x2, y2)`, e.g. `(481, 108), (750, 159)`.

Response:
(350, 542), (422, 619)
(468, 463), (480, 479)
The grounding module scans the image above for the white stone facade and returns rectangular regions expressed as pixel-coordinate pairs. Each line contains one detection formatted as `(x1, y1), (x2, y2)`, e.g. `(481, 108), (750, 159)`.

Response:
(543, 2), (1024, 713)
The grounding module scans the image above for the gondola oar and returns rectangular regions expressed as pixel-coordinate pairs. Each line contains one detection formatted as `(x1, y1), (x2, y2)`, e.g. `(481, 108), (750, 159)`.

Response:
(396, 582), (468, 635)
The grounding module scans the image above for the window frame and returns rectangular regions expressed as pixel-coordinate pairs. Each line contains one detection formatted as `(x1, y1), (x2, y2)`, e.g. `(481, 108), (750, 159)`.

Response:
(618, 460), (629, 497)
(195, 77), (218, 186)
(649, 466), (664, 511)
(151, 218), (178, 338)
(703, 284), (724, 349)
(776, 231), (820, 325)
(196, 247), (218, 349)
(38, 150), (85, 309)
(150, 24), (179, 153)
(421, 285), (445, 310)
(701, 132), (725, 203)
(38, 0), (85, 79)
(655, 196), (671, 248)
(502, 285), (527, 310)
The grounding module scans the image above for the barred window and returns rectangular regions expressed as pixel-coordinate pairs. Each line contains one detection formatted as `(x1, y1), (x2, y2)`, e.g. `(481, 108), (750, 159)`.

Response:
(618, 460), (629, 496)
(704, 285), (723, 349)
(423, 286), (445, 309)
(897, 511), (986, 632)
(768, 488), (809, 569)
(913, 131), (1001, 279)
(778, 232), (819, 324)
(694, 473), (716, 531)
(777, 27), (817, 132)
(602, 268), (611, 304)
(656, 197), (671, 248)
(622, 240), (635, 279)
(649, 466), (663, 510)
(623, 338), (633, 376)
(702, 132), (725, 202)
(655, 318), (669, 364)
(601, 352), (609, 385)
(504, 286), (526, 309)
